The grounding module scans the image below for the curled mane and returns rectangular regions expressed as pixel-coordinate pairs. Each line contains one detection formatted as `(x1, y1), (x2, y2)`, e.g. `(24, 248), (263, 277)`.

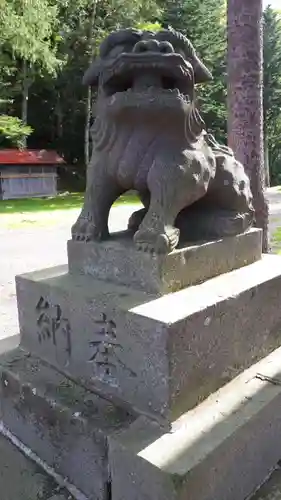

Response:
(92, 100), (205, 154)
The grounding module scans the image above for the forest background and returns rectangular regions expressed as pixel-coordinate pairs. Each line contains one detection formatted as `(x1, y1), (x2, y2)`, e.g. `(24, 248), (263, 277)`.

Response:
(1, 0), (280, 189)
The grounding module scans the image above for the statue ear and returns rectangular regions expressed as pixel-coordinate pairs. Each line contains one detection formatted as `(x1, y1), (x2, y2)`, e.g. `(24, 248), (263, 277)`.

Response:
(192, 54), (213, 84)
(83, 58), (102, 87)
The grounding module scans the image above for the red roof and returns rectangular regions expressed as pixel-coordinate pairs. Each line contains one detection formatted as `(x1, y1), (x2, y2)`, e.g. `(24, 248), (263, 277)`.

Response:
(0, 149), (65, 165)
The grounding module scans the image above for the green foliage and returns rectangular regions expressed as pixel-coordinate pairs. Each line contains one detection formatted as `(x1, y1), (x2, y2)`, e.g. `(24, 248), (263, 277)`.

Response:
(1, 0), (281, 190)
(0, 192), (139, 215)
(0, 114), (33, 148)
(0, 0), (59, 71)
(136, 21), (162, 31)
(0, 0), (60, 146)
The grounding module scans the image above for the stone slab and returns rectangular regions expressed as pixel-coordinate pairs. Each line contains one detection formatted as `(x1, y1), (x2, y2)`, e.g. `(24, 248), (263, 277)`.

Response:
(16, 254), (281, 423)
(109, 346), (281, 500)
(0, 348), (135, 499)
(67, 228), (262, 294)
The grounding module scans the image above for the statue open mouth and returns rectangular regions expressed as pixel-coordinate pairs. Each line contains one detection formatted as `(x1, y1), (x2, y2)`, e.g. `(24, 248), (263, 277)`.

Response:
(102, 53), (194, 101)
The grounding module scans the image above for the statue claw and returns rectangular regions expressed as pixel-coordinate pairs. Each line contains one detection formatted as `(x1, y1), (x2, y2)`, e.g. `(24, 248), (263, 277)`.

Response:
(134, 227), (179, 254)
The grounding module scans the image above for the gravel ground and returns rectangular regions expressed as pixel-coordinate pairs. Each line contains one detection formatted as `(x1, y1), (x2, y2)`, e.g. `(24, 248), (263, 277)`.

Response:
(0, 204), (136, 341)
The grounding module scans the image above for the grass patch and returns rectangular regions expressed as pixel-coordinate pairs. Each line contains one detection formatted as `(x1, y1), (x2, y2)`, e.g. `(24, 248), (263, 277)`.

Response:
(0, 191), (140, 229)
(272, 226), (281, 244)
(271, 227), (281, 255)
(0, 191), (139, 215)
(0, 193), (84, 214)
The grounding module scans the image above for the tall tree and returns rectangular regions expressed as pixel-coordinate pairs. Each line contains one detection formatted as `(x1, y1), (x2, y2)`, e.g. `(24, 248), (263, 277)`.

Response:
(227, 0), (268, 251)
(0, 0), (59, 145)
(25, 0), (161, 166)
(84, 0), (99, 166)
(161, 0), (227, 142)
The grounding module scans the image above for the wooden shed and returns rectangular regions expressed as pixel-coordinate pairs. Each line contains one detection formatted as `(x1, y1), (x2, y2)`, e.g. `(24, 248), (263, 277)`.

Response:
(0, 149), (65, 200)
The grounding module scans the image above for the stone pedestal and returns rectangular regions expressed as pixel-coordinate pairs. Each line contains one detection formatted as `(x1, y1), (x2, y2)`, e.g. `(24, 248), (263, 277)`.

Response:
(17, 248), (281, 424)
(2, 227), (281, 499)
(68, 228), (262, 294)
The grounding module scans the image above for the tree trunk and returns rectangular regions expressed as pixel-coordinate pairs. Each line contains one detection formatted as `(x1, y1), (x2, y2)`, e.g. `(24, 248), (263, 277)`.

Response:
(264, 135), (270, 187)
(84, 0), (98, 166)
(84, 86), (92, 166)
(21, 59), (29, 148)
(55, 92), (63, 139)
(227, 0), (269, 252)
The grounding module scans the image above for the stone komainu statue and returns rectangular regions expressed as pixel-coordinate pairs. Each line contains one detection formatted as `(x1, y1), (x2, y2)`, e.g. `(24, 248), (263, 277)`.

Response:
(72, 28), (254, 254)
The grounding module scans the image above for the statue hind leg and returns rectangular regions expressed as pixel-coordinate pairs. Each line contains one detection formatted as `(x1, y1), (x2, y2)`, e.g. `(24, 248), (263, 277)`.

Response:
(127, 191), (150, 232)
(203, 153), (255, 236)
(175, 139), (255, 241)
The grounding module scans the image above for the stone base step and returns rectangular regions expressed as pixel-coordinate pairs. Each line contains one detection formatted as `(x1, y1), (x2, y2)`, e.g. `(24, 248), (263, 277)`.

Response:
(2, 346), (281, 499)
(0, 348), (135, 500)
(0, 432), (72, 500)
(109, 345), (281, 500)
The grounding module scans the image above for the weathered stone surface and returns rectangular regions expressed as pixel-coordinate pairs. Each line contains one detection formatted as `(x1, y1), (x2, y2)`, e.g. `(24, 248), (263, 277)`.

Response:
(109, 347), (281, 500)
(68, 228), (262, 294)
(16, 254), (281, 423)
(0, 348), (135, 499)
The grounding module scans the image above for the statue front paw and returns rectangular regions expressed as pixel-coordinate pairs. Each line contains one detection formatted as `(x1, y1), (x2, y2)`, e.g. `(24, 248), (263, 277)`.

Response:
(71, 213), (109, 242)
(134, 226), (179, 254)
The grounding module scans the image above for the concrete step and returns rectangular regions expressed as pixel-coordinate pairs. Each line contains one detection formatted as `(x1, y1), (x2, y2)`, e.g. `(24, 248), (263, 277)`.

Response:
(0, 433), (72, 500)
(0, 348), (136, 500)
(2, 345), (281, 500)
